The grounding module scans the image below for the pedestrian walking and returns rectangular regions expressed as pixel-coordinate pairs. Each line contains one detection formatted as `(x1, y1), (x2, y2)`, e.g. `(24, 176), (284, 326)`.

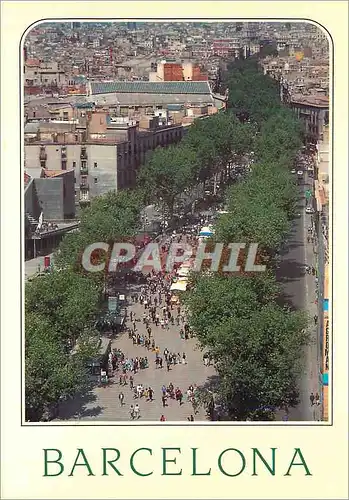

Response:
(187, 415), (194, 422)
(134, 404), (140, 419)
(309, 392), (315, 406)
(119, 392), (125, 406)
(314, 314), (318, 325)
(315, 392), (320, 405)
(129, 405), (135, 419)
(176, 388), (183, 405)
(161, 395), (167, 408)
(148, 387), (154, 401)
(182, 353), (187, 365)
(129, 375), (134, 390)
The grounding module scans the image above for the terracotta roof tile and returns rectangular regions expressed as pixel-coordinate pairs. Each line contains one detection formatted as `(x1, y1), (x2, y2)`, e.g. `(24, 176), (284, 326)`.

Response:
(44, 169), (73, 178)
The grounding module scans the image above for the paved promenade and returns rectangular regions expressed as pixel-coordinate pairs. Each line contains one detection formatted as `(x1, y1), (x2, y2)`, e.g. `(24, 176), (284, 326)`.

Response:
(58, 282), (216, 422)
(25, 253), (53, 280)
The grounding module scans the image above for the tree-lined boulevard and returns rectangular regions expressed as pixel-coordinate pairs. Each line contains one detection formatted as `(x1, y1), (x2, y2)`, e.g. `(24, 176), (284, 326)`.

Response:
(26, 56), (322, 422)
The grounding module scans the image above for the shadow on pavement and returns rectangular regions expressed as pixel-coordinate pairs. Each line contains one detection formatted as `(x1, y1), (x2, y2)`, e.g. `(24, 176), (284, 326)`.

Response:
(275, 259), (306, 283)
(57, 387), (104, 420)
(79, 405), (105, 418)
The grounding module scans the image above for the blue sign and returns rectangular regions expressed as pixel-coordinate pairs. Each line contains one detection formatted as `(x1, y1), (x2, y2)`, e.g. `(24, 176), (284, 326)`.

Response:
(322, 372), (329, 386)
(323, 299), (329, 312)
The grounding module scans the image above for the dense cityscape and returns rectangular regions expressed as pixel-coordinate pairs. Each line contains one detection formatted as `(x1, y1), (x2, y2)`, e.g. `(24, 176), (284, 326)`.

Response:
(24, 22), (330, 423)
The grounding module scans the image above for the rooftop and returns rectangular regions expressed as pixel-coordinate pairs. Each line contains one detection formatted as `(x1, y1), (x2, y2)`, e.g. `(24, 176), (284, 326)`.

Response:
(25, 58), (40, 66)
(87, 92), (214, 107)
(43, 169), (74, 178)
(89, 80), (211, 95)
(291, 94), (329, 107)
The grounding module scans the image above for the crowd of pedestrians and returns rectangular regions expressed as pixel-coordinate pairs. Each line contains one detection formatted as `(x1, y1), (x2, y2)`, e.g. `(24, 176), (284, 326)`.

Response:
(100, 228), (211, 421)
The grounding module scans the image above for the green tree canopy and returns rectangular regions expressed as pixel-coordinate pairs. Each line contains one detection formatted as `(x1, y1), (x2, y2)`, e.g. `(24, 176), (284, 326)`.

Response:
(26, 269), (101, 344)
(25, 312), (98, 421)
(209, 304), (308, 419)
(138, 143), (200, 215)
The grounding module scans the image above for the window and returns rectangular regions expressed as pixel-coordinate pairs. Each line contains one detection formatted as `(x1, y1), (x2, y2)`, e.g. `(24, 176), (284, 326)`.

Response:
(73, 161), (76, 168)
(94, 162), (97, 168)
(94, 178), (98, 183)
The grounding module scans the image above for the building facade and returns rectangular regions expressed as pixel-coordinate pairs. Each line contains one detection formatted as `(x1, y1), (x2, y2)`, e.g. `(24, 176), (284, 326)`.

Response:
(24, 115), (185, 206)
(290, 97), (329, 142)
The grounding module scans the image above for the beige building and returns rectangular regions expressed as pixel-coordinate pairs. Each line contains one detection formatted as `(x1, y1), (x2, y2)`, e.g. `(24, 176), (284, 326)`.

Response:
(24, 59), (67, 87)
(24, 111), (185, 207)
(315, 124), (330, 209)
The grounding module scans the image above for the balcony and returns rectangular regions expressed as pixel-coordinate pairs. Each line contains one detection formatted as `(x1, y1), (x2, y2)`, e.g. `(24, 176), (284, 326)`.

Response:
(79, 193), (90, 206)
(80, 148), (88, 160)
(80, 166), (88, 175)
(80, 183), (90, 190)
(79, 199), (90, 207)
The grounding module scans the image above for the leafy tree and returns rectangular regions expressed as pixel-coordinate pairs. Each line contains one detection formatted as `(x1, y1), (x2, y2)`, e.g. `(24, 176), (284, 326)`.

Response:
(25, 269), (101, 344)
(54, 189), (143, 272)
(54, 231), (91, 271)
(259, 43), (278, 58)
(25, 312), (98, 421)
(183, 119), (218, 184)
(183, 57), (308, 421)
(80, 189), (143, 242)
(215, 189), (290, 252)
(138, 143), (199, 216)
(203, 305), (308, 420)
(184, 273), (280, 341)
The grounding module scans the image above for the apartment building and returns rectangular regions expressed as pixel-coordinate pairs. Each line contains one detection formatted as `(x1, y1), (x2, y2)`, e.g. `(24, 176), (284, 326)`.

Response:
(290, 94), (329, 142)
(24, 111), (185, 207)
(24, 59), (67, 87)
(212, 38), (241, 58)
(149, 61), (208, 82)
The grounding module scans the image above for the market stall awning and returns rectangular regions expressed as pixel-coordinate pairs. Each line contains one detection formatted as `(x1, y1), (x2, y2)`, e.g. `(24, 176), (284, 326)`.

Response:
(177, 267), (190, 277)
(199, 225), (214, 237)
(170, 279), (188, 292)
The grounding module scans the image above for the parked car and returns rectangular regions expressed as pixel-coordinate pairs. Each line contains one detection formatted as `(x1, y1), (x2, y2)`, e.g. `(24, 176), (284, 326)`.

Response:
(305, 206), (315, 214)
